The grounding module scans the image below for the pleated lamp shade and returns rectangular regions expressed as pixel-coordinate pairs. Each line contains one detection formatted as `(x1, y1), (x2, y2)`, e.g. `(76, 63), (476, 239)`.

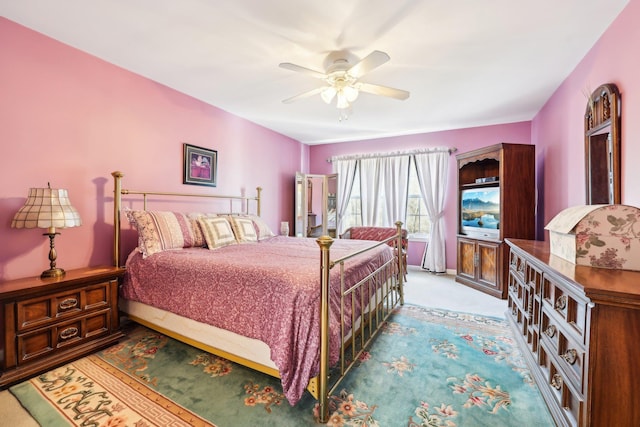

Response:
(11, 186), (82, 278)
(11, 187), (82, 232)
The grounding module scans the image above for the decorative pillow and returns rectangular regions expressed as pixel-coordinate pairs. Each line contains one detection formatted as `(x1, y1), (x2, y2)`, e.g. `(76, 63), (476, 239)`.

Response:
(187, 212), (217, 247)
(248, 215), (275, 240)
(125, 210), (203, 258)
(228, 216), (258, 243)
(198, 217), (237, 249)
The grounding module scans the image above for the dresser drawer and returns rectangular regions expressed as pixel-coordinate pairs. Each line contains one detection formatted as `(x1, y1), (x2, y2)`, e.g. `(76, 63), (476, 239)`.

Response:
(508, 268), (526, 309)
(539, 343), (584, 427)
(15, 280), (113, 332)
(509, 249), (526, 282)
(526, 262), (543, 298)
(541, 275), (589, 344)
(16, 308), (111, 365)
(541, 312), (586, 391)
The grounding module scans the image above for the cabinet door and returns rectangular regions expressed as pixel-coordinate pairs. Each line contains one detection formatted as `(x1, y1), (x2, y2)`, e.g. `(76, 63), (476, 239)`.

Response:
(477, 240), (499, 288)
(457, 238), (477, 280)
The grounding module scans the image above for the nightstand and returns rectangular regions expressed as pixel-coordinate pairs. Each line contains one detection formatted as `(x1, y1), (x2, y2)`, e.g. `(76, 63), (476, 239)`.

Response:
(0, 266), (125, 388)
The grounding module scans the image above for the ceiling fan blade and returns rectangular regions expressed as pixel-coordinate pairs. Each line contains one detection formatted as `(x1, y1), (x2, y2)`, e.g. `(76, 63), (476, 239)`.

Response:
(282, 86), (326, 104)
(358, 82), (410, 100)
(347, 50), (390, 79)
(279, 62), (327, 80)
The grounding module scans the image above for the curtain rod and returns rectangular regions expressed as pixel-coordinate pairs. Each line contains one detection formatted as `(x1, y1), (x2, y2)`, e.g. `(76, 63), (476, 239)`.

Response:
(327, 146), (457, 163)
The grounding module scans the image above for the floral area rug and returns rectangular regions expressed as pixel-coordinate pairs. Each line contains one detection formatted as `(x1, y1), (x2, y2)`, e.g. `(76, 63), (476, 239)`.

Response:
(10, 305), (554, 426)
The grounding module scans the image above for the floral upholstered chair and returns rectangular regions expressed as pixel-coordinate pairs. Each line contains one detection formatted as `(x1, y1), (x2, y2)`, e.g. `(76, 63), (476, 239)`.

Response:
(340, 226), (408, 280)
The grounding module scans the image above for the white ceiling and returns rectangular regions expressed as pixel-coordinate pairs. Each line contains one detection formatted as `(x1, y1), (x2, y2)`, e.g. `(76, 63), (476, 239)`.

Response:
(1, 0), (629, 145)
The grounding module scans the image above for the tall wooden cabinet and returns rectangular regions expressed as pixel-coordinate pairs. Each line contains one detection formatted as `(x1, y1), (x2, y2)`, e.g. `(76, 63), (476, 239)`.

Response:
(455, 143), (535, 299)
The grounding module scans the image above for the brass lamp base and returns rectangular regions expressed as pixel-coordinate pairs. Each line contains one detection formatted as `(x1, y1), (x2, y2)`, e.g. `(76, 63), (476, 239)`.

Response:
(41, 267), (65, 279)
(42, 231), (65, 279)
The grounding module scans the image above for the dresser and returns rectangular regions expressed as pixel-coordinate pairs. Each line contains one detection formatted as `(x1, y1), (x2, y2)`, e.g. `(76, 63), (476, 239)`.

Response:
(0, 266), (125, 388)
(505, 239), (640, 427)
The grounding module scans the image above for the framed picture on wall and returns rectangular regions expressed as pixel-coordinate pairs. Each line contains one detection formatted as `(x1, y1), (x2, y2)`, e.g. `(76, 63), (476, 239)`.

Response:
(183, 143), (217, 187)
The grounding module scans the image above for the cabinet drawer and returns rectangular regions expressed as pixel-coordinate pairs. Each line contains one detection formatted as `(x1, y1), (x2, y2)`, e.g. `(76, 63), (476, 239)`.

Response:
(16, 308), (111, 365)
(16, 280), (113, 332)
(539, 343), (584, 427)
(541, 275), (589, 344)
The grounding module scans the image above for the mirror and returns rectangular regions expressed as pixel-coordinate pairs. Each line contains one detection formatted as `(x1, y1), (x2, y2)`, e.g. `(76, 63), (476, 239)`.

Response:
(294, 173), (338, 237)
(585, 83), (621, 204)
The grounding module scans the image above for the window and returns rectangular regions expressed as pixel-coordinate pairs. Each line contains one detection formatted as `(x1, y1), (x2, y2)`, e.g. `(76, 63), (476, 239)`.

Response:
(406, 162), (431, 239)
(341, 174), (362, 231)
(340, 160), (431, 238)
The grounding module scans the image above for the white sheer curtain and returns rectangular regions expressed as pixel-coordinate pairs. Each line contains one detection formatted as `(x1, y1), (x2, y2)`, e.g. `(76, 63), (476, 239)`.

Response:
(332, 159), (358, 235)
(414, 150), (449, 273)
(359, 157), (383, 226)
(380, 155), (410, 226)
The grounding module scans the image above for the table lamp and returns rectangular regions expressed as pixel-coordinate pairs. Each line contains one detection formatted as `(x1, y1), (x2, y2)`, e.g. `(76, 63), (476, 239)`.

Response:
(11, 184), (82, 278)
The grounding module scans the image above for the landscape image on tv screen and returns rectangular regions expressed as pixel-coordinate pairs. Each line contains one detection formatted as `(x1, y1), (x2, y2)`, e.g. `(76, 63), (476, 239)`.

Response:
(461, 188), (500, 229)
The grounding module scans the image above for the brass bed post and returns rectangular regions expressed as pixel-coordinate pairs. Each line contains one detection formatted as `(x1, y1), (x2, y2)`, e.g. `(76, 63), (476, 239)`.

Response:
(317, 235), (334, 424)
(112, 171), (123, 268)
(395, 221), (405, 305)
(256, 186), (262, 217)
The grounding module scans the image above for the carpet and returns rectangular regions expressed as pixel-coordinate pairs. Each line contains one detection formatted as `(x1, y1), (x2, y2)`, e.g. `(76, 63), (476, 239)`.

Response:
(10, 305), (554, 426)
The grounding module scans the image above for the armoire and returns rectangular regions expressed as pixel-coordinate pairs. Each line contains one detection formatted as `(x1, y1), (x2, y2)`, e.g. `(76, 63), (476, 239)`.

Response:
(455, 143), (536, 299)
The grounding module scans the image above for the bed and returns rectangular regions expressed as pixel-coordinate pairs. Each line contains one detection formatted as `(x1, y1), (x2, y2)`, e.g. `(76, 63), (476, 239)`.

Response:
(111, 171), (404, 422)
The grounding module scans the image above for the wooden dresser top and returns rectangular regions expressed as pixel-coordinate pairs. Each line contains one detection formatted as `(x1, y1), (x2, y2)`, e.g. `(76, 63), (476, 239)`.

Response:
(507, 238), (640, 306)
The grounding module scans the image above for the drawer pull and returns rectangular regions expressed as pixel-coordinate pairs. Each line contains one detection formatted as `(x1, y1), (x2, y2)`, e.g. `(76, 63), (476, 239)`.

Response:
(60, 327), (79, 340)
(555, 295), (567, 311)
(551, 374), (563, 390)
(544, 325), (557, 338)
(59, 298), (78, 310)
(561, 349), (578, 365)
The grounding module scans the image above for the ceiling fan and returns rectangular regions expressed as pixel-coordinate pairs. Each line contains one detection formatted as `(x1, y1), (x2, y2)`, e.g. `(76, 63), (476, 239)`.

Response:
(279, 50), (410, 114)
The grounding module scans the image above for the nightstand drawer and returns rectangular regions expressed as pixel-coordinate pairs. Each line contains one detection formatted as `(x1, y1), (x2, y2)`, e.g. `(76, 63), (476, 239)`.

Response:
(17, 308), (111, 365)
(15, 280), (113, 332)
(1, 267), (125, 388)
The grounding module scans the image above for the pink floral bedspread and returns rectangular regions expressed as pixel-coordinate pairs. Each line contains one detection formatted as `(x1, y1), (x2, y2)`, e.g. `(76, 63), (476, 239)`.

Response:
(121, 236), (393, 404)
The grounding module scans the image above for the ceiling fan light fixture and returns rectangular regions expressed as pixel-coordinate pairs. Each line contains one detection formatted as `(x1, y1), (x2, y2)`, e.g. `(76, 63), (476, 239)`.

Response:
(336, 91), (350, 109)
(279, 50), (409, 118)
(320, 87), (336, 104)
(343, 85), (359, 103)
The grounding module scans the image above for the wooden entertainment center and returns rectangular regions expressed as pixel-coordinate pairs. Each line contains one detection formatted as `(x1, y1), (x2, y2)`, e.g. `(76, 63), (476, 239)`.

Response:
(455, 143), (536, 299)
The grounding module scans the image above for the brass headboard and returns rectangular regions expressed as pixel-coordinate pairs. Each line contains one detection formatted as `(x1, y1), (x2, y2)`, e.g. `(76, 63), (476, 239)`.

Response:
(112, 171), (262, 267)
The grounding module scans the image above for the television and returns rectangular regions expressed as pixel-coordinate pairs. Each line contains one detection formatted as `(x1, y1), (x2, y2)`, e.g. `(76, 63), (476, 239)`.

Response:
(460, 186), (500, 238)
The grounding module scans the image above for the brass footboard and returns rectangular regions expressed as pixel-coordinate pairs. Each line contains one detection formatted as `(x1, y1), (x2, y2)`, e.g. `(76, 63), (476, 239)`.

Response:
(316, 222), (404, 423)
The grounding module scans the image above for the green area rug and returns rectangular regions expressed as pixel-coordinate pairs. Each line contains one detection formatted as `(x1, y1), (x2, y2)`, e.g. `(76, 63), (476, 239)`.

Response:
(10, 305), (554, 426)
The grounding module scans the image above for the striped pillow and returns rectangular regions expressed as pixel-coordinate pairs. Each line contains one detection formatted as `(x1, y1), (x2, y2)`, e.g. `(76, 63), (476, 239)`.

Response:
(125, 210), (203, 258)
(228, 216), (258, 243)
(198, 217), (237, 249)
(248, 215), (275, 240)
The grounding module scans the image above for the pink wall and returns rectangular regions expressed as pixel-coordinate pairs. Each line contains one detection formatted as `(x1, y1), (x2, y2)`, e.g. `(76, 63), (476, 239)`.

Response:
(309, 122), (533, 269)
(532, 0), (640, 231)
(0, 18), (303, 281)
(2, 0), (637, 281)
